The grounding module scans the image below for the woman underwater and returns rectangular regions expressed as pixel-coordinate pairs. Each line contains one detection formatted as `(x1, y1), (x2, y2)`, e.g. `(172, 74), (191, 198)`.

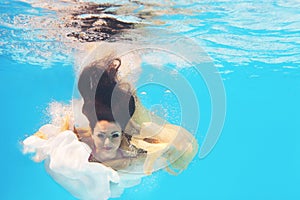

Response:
(23, 55), (198, 200)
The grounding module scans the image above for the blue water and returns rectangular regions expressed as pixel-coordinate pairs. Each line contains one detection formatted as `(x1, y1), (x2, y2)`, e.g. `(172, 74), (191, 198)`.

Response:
(1, 0), (300, 199)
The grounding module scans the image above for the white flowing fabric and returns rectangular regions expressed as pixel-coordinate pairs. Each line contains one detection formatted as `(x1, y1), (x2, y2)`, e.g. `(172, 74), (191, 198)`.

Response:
(23, 124), (144, 200)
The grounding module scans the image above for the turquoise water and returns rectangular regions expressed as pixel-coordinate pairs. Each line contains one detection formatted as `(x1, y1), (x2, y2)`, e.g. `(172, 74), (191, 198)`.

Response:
(1, 0), (300, 199)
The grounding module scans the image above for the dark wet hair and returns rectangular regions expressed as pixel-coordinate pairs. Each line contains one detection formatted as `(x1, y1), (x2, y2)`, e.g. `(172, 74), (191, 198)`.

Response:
(78, 58), (135, 131)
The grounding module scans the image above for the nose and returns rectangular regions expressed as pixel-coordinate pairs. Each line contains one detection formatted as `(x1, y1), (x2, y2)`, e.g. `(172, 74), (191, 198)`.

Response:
(104, 137), (111, 147)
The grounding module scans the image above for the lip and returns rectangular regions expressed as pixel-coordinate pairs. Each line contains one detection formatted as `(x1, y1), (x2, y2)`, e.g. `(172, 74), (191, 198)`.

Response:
(103, 147), (113, 151)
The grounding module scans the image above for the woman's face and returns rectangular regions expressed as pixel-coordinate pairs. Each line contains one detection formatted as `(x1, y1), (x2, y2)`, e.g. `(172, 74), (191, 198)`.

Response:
(92, 120), (122, 160)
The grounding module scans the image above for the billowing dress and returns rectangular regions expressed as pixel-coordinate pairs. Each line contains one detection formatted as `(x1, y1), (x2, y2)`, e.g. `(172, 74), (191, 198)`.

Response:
(23, 100), (198, 200)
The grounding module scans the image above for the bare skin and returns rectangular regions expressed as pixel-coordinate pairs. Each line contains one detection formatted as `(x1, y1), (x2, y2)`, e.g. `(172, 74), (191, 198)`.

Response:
(91, 120), (135, 170)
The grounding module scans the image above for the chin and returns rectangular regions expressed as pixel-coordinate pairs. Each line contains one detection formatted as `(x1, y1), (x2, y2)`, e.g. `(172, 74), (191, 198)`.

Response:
(101, 149), (116, 156)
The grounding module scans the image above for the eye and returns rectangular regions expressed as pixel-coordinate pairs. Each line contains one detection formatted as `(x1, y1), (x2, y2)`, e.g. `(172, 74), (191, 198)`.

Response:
(97, 133), (105, 139)
(111, 132), (121, 138)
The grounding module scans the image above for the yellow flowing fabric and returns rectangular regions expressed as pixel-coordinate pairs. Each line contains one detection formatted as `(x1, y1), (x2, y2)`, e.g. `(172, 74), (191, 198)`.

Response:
(127, 100), (199, 175)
